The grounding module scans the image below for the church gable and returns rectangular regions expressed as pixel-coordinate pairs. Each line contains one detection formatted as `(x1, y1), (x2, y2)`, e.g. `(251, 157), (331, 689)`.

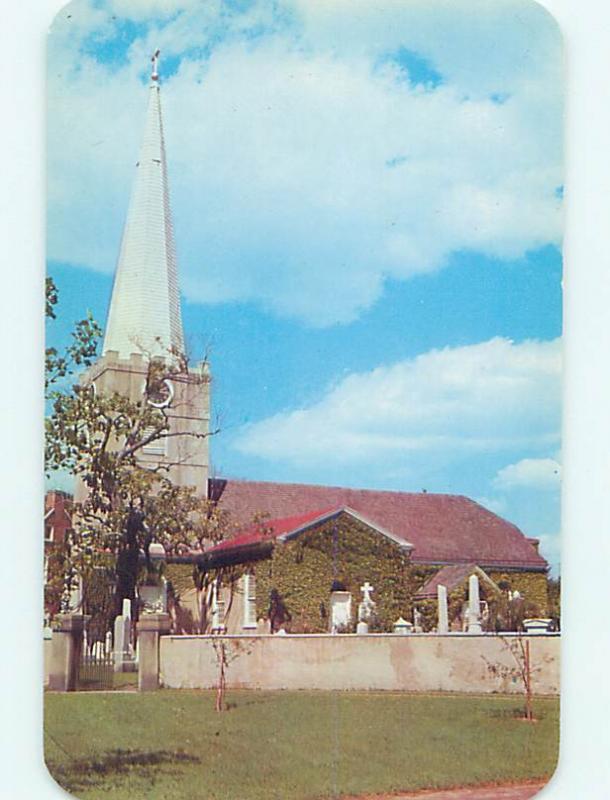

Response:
(251, 511), (413, 633)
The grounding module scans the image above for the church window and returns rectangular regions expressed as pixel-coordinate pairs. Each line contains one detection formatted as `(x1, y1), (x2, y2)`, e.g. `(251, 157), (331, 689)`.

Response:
(242, 573), (257, 630)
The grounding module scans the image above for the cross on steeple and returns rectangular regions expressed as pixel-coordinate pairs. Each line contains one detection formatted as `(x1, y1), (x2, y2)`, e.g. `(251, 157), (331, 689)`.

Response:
(151, 49), (160, 82)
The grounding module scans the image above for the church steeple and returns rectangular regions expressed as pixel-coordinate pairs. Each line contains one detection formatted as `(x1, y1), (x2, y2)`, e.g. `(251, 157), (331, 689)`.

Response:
(103, 51), (185, 360)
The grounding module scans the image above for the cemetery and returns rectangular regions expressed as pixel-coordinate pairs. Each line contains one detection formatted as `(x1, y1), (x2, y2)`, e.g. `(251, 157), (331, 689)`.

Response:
(45, 570), (559, 696)
(43, 37), (561, 799)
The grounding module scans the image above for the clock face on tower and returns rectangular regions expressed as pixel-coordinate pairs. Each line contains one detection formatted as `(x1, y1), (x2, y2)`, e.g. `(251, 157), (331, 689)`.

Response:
(144, 378), (174, 408)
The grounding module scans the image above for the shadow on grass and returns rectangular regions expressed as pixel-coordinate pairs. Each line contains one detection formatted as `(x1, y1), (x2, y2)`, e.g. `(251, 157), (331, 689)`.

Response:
(47, 748), (200, 793)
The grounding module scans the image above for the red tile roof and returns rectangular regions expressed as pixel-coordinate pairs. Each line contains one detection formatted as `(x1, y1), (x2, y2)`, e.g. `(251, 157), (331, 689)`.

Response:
(209, 478), (547, 571)
(208, 508), (335, 553)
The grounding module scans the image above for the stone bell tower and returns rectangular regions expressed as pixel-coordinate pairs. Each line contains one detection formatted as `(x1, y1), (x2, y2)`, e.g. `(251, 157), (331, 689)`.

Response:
(76, 51), (210, 500)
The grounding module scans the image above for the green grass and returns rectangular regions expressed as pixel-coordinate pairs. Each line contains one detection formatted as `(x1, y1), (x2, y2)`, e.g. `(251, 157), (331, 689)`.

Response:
(44, 690), (559, 800)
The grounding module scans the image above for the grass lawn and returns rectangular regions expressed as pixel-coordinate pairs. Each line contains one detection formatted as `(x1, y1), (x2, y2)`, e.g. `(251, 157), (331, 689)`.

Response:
(44, 690), (559, 800)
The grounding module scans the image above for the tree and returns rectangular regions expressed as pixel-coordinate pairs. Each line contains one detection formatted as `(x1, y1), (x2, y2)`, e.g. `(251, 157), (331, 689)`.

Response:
(482, 634), (554, 722)
(45, 279), (220, 618)
(45, 277), (102, 395)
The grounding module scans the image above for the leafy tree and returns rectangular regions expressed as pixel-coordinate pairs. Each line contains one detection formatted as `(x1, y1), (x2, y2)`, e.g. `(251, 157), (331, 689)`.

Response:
(45, 278), (221, 618)
(45, 277), (102, 394)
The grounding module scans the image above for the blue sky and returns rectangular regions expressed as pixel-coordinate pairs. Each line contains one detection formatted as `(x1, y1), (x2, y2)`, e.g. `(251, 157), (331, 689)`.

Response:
(46, 0), (563, 572)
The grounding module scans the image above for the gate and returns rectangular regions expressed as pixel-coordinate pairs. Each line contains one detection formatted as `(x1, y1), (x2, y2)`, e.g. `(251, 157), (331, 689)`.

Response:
(76, 648), (114, 690)
(76, 620), (114, 691)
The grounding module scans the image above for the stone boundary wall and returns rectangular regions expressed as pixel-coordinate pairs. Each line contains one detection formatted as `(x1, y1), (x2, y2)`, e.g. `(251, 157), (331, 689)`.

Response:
(159, 633), (560, 695)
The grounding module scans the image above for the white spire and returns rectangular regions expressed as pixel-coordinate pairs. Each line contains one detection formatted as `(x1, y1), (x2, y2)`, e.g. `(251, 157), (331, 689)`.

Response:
(103, 51), (185, 361)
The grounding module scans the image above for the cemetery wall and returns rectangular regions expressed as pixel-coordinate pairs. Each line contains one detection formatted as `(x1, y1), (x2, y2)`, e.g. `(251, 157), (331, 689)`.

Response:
(159, 633), (560, 695)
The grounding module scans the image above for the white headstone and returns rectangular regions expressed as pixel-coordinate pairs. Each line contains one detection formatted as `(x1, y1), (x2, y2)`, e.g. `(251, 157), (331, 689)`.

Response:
(467, 574), (482, 634)
(393, 617), (413, 635)
(358, 581), (376, 623)
(437, 584), (449, 634)
(113, 613), (131, 671)
(356, 620), (369, 634)
(360, 582), (374, 604)
(330, 591), (352, 632)
(122, 598), (132, 619)
(523, 617), (552, 634)
(412, 606), (423, 633)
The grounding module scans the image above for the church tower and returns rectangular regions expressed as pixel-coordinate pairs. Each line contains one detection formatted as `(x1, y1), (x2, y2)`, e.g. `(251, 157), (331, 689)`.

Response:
(77, 52), (210, 498)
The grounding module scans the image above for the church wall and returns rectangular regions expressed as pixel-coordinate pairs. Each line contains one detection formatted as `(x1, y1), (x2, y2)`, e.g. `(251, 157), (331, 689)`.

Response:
(487, 571), (549, 615)
(413, 571), (550, 633)
(253, 517), (414, 633)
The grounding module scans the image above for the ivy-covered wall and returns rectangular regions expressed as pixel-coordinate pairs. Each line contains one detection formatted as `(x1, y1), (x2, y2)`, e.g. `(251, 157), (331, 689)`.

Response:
(411, 570), (549, 633)
(487, 571), (548, 615)
(252, 515), (422, 633)
(187, 517), (550, 635)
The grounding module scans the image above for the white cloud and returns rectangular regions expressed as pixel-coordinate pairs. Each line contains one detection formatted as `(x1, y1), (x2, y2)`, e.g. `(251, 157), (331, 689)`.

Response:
(47, 1), (563, 326)
(290, 0), (562, 97)
(494, 457), (562, 490)
(234, 337), (561, 466)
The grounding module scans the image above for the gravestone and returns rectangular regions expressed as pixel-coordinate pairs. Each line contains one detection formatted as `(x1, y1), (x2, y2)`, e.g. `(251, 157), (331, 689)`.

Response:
(467, 574), (482, 634)
(393, 617), (413, 635)
(113, 612), (131, 671)
(330, 591), (352, 632)
(358, 581), (376, 627)
(437, 584), (449, 634)
(523, 617), (552, 634)
(413, 606), (423, 633)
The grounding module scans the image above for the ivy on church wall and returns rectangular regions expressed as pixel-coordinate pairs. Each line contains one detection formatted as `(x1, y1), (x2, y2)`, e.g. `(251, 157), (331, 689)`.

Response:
(163, 530), (549, 634)
(251, 516), (419, 633)
(487, 571), (548, 615)
(411, 571), (549, 633)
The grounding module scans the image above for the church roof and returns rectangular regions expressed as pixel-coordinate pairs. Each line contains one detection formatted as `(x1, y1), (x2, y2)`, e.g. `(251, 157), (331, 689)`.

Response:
(207, 506), (415, 555)
(208, 508), (336, 553)
(413, 563), (500, 599)
(103, 58), (185, 360)
(209, 478), (548, 571)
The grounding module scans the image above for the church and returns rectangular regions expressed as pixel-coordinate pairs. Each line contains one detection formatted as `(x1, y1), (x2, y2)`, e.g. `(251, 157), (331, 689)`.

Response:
(66, 54), (549, 635)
